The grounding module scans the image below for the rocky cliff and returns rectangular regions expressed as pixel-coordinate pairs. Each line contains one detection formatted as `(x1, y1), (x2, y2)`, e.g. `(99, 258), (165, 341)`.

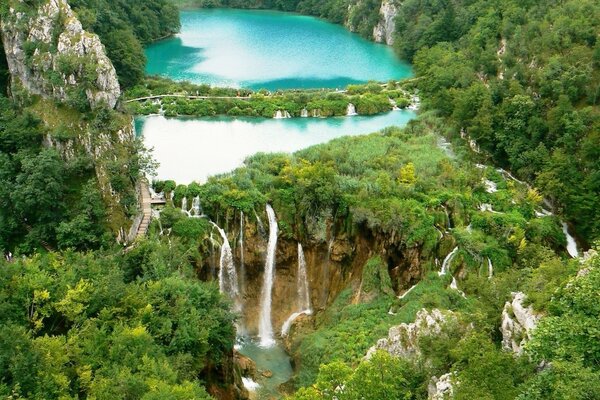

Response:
(1, 0), (120, 109)
(501, 292), (541, 355)
(373, 0), (399, 45)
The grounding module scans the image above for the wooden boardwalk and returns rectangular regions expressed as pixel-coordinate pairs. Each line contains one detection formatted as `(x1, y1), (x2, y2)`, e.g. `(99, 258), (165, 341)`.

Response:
(137, 181), (153, 238)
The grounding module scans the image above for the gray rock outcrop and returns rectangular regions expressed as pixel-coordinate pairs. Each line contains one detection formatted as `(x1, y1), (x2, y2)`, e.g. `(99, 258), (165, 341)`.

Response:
(373, 0), (399, 45)
(1, 0), (120, 109)
(366, 308), (456, 359)
(428, 373), (455, 400)
(501, 292), (541, 355)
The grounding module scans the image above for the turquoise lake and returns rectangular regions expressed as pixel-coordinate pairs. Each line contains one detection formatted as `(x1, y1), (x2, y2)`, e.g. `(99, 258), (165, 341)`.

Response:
(145, 9), (412, 90)
(138, 111), (415, 183)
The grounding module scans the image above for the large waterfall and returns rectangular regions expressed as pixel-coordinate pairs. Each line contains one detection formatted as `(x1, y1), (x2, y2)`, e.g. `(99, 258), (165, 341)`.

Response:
(259, 204), (278, 347)
(281, 244), (313, 337)
(239, 211), (246, 313)
(211, 222), (242, 314)
(439, 247), (459, 276)
(562, 222), (579, 258)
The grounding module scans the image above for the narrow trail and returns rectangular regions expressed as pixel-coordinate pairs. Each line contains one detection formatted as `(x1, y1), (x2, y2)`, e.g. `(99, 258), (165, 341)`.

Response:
(136, 180), (152, 238)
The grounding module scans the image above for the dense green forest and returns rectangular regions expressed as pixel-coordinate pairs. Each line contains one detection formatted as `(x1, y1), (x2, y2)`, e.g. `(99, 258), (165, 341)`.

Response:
(0, 95), (143, 253)
(69, 0), (180, 88)
(152, 120), (599, 399)
(1, 0), (600, 399)
(396, 0), (600, 242)
(0, 239), (235, 399)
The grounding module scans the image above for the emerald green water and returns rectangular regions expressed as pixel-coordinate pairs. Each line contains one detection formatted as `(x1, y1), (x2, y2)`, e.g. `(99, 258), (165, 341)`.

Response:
(238, 340), (293, 399)
(145, 9), (412, 90)
(137, 110), (415, 183)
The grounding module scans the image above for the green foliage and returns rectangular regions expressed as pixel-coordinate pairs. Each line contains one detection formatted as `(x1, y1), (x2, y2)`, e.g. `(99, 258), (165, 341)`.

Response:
(125, 77), (411, 117)
(526, 251), (600, 368)
(70, 0), (180, 88)
(291, 351), (416, 400)
(406, 0), (600, 241)
(0, 239), (233, 399)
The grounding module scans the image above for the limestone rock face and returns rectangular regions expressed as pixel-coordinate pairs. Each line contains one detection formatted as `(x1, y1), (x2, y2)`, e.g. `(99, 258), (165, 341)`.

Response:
(366, 309), (455, 360)
(428, 373), (455, 400)
(501, 292), (541, 354)
(373, 0), (399, 45)
(1, 0), (120, 109)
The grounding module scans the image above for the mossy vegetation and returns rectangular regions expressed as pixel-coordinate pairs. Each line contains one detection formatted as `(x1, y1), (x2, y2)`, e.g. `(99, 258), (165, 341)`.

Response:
(125, 77), (413, 117)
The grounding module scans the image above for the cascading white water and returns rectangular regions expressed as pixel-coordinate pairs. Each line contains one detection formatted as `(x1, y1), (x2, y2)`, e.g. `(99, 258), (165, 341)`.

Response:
(211, 222), (242, 314)
(258, 204), (278, 347)
(191, 196), (201, 216)
(487, 258), (493, 279)
(562, 222), (579, 258)
(296, 243), (311, 312)
(281, 243), (313, 337)
(398, 284), (418, 299)
(301, 108), (308, 118)
(439, 247), (459, 276)
(274, 110), (291, 119)
(181, 197), (188, 212)
(346, 103), (358, 116)
(450, 276), (466, 298)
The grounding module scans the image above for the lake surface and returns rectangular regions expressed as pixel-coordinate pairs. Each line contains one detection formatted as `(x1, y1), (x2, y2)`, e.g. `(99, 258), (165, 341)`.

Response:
(145, 9), (412, 90)
(238, 340), (293, 399)
(137, 111), (415, 183)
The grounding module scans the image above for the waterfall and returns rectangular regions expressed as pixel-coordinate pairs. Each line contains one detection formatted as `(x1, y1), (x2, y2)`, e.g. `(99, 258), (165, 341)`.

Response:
(562, 222), (579, 258)
(242, 377), (260, 392)
(210, 231), (216, 279)
(487, 258), (493, 279)
(239, 211), (246, 299)
(281, 243), (313, 337)
(301, 108), (308, 118)
(297, 243), (311, 312)
(439, 247), (459, 276)
(181, 197), (188, 211)
(484, 179), (498, 193)
(312, 109), (321, 118)
(191, 196), (201, 216)
(450, 277), (466, 298)
(389, 98), (400, 111)
(211, 222), (242, 314)
(281, 311), (311, 337)
(258, 204), (278, 347)
(274, 110), (291, 119)
(255, 212), (265, 236)
(346, 103), (358, 116)
(398, 284), (418, 299)
(442, 205), (452, 230)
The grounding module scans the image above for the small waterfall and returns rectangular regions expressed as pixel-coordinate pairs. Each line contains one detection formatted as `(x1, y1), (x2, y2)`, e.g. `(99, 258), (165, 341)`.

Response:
(398, 284), (418, 299)
(562, 222), (579, 258)
(487, 258), (494, 279)
(439, 247), (459, 276)
(435, 226), (444, 239)
(281, 311), (311, 337)
(442, 205), (452, 230)
(450, 277), (466, 298)
(210, 231), (216, 279)
(346, 103), (358, 116)
(191, 196), (201, 216)
(181, 197), (188, 212)
(312, 109), (320, 118)
(274, 110), (291, 119)
(239, 211), (246, 298)
(255, 211), (265, 236)
(242, 377), (260, 392)
(258, 204), (278, 347)
(300, 108), (308, 118)
(282, 243), (313, 337)
(484, 179), (498, 193)
(389, 98), (400, 111)
(211, 223), (242, 314)
(297, 243), (311, 312)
